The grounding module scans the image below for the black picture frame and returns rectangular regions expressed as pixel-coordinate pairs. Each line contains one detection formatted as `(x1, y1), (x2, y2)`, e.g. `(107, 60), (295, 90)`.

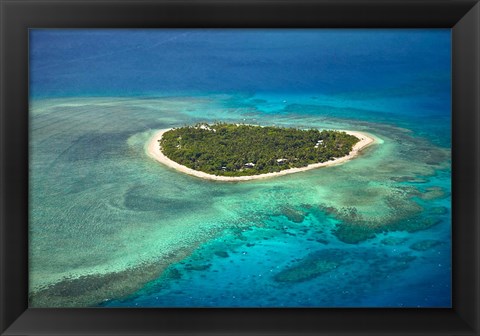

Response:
(1, 0), (479, 335)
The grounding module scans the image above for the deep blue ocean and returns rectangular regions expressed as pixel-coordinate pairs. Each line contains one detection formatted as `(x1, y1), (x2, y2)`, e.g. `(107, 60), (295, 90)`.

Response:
(29, 29), (451, 308)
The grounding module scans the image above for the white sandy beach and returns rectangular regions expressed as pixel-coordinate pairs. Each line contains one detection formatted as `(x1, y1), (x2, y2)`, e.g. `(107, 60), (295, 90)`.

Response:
(146, 128), (377, 182)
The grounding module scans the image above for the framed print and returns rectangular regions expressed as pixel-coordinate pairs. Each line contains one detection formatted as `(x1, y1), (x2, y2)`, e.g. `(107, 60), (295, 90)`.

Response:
(1, 0), (479, 335)
(27, 27), (454, 309)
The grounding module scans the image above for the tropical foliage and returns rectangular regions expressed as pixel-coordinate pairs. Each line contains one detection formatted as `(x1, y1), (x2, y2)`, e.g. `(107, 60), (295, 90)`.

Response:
(160, 123), (359, 176)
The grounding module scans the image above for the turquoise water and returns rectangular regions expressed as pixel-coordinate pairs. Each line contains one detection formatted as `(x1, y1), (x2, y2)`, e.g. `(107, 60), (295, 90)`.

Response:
(29, 29), (451, 307)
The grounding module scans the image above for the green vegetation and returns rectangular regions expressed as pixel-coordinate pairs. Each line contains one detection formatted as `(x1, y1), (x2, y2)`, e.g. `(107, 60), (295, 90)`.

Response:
(160, 123), (359, 177)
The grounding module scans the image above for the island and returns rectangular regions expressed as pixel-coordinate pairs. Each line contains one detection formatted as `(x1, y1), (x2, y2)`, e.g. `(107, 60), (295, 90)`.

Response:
(146, 123), (376, 181)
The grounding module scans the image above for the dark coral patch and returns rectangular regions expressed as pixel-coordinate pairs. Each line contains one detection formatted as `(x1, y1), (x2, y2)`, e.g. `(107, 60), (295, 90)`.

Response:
(390, 176), (428, 183)
(274, 249), (345, 283)
(214, 251), (229, 258)
(333, 223), (377, 244)
(410, 240), (443, 251)
(281, 206), (306, 223)
(380, 237), (408, 246)
(184, 264), (212, 271)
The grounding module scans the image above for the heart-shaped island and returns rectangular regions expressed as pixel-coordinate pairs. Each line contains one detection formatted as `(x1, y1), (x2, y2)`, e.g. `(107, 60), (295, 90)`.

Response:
(147, 123), (376, 181)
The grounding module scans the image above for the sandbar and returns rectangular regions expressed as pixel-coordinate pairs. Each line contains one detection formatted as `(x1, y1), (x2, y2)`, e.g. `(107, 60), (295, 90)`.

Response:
(146, 128), (377, 181)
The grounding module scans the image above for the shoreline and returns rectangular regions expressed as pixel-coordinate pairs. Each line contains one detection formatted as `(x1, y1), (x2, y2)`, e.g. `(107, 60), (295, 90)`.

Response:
(146, 128), (377, 181)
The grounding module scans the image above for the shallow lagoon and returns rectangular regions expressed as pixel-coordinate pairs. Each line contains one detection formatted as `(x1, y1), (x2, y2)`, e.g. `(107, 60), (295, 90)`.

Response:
(29, 93), (451, 307)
